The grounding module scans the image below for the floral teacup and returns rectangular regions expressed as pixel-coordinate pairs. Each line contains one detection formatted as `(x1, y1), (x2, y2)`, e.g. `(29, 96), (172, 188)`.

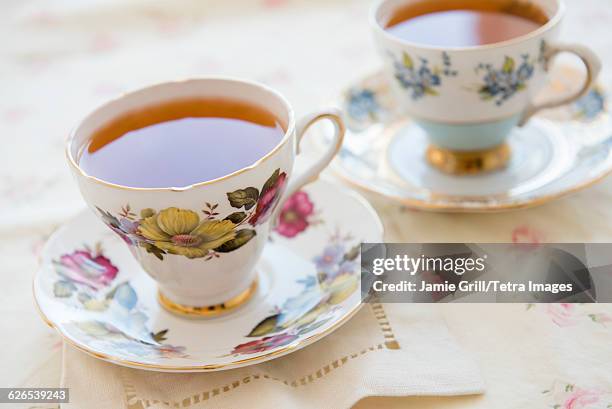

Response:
(371, 0), (601, 174)
(66, 78), (345, 317)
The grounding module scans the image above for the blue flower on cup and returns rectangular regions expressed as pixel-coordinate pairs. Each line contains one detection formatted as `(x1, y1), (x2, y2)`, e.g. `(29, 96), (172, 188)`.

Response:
(476, 55), (535, 106)
(391, 51), (457, 100)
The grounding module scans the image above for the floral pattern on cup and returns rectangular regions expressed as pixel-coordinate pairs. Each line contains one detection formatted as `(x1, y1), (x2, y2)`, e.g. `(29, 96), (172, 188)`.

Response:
(228, 231), (359, 356)
(476, 55), (535, 106)
(391, 51), (457, 100)
(52, 244), (188, 360)
(542, 380), (612, 409)
(343, 71), (608, 128)
(95, 168), (287, 260)
(275, 191), (320, 238)
(237, 168), (288, 226)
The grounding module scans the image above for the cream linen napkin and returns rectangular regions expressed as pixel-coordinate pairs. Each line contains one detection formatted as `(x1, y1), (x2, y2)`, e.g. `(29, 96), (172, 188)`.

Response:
(61, 303), (484, 409)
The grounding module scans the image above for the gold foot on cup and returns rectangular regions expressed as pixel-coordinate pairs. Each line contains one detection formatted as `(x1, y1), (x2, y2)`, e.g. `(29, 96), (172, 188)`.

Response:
(158, 279), (258, 318)
(426, 143), (511, 175)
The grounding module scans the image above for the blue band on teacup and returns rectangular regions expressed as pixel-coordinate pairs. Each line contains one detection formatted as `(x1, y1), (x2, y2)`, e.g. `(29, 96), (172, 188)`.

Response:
(414, 115), (522, 151)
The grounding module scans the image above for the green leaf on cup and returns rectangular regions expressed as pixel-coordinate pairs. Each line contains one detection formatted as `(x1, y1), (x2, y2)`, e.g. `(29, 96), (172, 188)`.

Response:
(224, 211), (247, 224)
(140, 208), (155, 218)
(502, 56), (515, 73)
(261, 168), (281, 195)
(402, 52), (413, 69)
(142, 242), (166, 261)
(215, 229), (256, 253)
(247, 314), (280, 337)
(227, 187), (259, 210)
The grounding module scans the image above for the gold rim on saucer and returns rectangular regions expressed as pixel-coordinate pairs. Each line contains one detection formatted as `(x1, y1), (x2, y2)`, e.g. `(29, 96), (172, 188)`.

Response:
(328, 68), (612, 212)
(32, 180), (384, 372)
(158, 279), (258, 318)
(426, 143), (511, 175)
(33, 277), (365, 371)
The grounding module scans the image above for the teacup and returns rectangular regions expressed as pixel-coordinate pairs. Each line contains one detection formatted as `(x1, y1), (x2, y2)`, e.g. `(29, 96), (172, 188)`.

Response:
(371, 0), (601, 174)
(66, 78), (345, 317)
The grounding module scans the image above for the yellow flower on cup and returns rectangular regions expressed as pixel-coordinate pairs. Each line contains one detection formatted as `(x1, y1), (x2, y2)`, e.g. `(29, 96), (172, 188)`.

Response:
(138, 208), (238, 259)
(95, 171), (282, 262)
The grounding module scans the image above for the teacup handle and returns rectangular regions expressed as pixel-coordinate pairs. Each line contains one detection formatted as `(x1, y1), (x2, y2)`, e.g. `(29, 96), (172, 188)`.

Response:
(519, 43), (602, 126)
(271, 109), (345, 225)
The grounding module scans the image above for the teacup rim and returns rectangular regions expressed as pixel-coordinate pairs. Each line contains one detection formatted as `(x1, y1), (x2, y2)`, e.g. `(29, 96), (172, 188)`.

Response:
(65, 76), (296, 192)
(370, 0), (566, 52)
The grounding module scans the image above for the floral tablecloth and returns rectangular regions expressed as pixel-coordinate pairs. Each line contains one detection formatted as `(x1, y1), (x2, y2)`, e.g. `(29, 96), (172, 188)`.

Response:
(2, 0), (612, 408)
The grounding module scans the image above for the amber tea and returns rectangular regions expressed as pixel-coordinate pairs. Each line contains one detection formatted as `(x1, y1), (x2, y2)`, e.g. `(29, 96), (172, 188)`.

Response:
(79, 98), (285, 188)
(385, 0), (549, 47)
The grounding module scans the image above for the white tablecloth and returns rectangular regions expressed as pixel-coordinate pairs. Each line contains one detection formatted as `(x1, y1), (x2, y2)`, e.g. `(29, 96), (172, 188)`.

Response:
(2, 0), (612, 407)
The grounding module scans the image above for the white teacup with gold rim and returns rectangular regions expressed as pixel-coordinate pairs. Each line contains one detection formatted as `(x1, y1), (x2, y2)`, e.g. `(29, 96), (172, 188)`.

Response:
(371, 0), (601, 174)
(66, 78), (345, 317)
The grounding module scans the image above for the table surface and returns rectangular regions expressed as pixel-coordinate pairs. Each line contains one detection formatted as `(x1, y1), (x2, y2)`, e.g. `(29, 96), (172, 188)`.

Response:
(2, 0), (612, 408)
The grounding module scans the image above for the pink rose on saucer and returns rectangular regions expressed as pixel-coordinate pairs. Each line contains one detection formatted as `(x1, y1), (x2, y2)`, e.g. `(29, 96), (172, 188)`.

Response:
(231, 333), (297, 355)
(276, 191), (314, 238)
(55, 248), (119, 290)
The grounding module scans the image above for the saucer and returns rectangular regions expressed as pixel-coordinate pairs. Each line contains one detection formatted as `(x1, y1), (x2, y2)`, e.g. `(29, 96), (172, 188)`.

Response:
(323, 67), (612, 212)
(33, 180), (382, 372)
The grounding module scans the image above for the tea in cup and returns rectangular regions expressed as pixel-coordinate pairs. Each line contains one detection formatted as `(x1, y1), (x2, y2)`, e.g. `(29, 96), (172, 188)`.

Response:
(67, 78), (345, 317)
(371, 0), (601, 174)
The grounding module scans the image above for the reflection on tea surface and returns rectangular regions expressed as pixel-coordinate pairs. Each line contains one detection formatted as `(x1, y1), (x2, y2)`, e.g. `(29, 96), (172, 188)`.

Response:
(79, 98), (285, 188)
(385, 0), (548, 47)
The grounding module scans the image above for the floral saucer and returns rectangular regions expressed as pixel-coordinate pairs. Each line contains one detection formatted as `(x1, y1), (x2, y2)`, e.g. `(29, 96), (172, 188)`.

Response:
(33, 180), (382, 372)
(322, 66), (612, 212)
